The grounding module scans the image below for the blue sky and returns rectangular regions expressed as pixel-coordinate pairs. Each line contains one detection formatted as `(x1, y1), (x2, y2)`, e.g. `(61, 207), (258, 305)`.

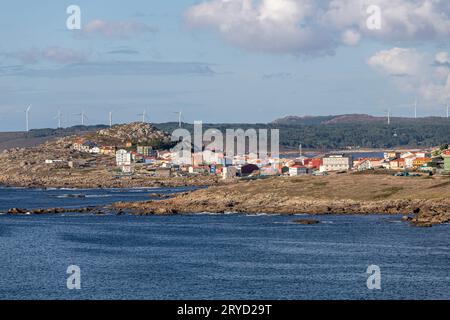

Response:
(1, 0), (450, 131)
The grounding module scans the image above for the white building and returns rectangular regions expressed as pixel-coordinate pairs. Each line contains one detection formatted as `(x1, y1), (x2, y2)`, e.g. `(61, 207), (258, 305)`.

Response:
(289, 166), (309, 176)
(116, 149), (131, 166)
(222, 166), (237, 180)
(320, 154), (353, 172)
(404, 155), (417, 169)
(90, 146), (100, 154)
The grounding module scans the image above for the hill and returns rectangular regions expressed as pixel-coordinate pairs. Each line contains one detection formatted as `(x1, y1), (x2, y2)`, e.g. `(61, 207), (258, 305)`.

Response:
(2, 115), (450, 151)
(0, 123), (212, 188)
(271, 114), (450, 125)
(0, 125), (108, 151)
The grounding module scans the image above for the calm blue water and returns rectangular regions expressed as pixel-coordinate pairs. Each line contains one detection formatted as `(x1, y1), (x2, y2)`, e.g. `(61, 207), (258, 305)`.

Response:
(0, 186), (197, 212)
(0, 188), (449, 300)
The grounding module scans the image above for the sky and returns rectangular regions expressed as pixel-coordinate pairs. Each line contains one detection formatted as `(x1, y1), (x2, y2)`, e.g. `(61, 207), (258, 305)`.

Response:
(1, 0), (450, 131)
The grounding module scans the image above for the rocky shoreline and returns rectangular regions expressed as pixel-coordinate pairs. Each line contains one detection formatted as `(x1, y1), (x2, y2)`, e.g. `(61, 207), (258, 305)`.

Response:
(3, 173), (450, 228)
(112, 175), (450, 227)
(112, 193), (449, 227)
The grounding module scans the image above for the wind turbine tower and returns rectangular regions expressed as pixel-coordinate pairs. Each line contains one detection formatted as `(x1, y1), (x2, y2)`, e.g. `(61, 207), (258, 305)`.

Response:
(75, 111), (87, 126)
(174, 110), (183, 127)
(56, 110), (62, 128)
(414, 99), (417, 119)
(25, 105), (31, 132)
(138, 110), (147, 123)
(109, 111), (113, 128)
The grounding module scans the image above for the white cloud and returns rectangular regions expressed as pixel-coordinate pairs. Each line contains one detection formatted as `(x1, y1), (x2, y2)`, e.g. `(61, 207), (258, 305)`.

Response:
(435, 52), (450, 65)
(367, 47), (426, 76)
(185, 0), (450, 54)
(341, 29), (361, 46)
(368, 47), (450, 103)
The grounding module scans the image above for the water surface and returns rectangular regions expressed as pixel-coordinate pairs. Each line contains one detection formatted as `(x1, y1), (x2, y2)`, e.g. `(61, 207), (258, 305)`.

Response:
(0, 188), (448, 300)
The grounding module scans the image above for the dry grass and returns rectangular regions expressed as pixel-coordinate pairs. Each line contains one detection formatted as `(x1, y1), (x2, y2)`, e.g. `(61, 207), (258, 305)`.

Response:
(216, 173), (450, 202)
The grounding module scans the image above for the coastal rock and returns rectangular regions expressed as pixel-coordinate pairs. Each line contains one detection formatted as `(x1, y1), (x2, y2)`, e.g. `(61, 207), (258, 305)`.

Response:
(293, 219), (320, 225)
(7, 208), (27, 214)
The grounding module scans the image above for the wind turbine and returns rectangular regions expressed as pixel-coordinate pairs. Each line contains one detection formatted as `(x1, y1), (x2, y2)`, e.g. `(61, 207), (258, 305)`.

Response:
(138, 110), (147, 123)
(414, 98), (418, 119)
(446, 102), (449, 119)
(109, 111), (113, 127)
(25, 105), (31, 132)
(54, 110), (62, 128)
(385, 108), (391, 125)
(75, 110), (88, 126)
(174, 110), (183, 127)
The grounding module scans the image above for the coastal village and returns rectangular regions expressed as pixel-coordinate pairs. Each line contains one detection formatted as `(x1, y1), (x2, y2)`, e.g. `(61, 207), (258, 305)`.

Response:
(1, 122), (449, 226)
(45, 122), (450, 180)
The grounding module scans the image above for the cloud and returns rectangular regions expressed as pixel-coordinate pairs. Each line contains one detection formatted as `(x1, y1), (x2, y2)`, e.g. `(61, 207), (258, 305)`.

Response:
(6, 47), (87, 64)
(368, 47), (450, 103)
(184, 0), (450, 55)
(80, 20), (157, 39)
(0, 61), (215, 78)
(368, 47), (426, 77)
(435, 52), (450, 67)
(340, 29), (361, 46)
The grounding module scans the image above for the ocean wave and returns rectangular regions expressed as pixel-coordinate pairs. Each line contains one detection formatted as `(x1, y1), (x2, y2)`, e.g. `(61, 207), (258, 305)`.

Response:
(54, 194), (86, 199)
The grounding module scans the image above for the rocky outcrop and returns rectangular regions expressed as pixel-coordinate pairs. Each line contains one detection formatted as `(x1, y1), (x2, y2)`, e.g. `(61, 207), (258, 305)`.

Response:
(112, 176), (450, 226)
(98, 122), (171, 144)
(7, 207), (99, 215)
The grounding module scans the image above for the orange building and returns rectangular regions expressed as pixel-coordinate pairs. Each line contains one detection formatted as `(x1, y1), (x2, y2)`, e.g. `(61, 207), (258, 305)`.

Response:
(413, 157), (432, 168)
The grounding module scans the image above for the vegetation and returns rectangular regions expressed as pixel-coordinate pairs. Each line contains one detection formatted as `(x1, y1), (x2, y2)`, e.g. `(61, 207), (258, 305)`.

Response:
(155, 118), (450, 150)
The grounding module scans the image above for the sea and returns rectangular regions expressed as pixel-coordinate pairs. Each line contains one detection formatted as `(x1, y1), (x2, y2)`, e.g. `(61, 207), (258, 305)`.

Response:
(0, 187), (448, 300)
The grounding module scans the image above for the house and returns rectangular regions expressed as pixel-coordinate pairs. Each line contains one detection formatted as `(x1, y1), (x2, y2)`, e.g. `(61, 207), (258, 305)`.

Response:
(81, 140), (97, 153)
(289, 165), (310, 176)
(400, 151), (415, 158)
(192, 152), (204, 166)
(403, 154), (417, 169)
(72, 139), (84, 152)
(143, 157), (155, 164)
(222, 166), (237, 180)
(260, 165), (278, 176)
(131, 152), (144, 163)
(116, 149), (131, 166)
(443, 152), (450, 172)
(188, 166), (208, 174)
(415, 152), (432, 158)
(384, 151), (400, 159)
(320, 154), (353, 172)
(355, 158), (383, 171)
(100, 146), (116, 156)
(137, 146), (155, 157)
(121, 165), (133, 174)
(90, 146), (100, 154)
(390, 158), (405, 170)
(413, 157), (432, 168)
(303, 158), (322, 169)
